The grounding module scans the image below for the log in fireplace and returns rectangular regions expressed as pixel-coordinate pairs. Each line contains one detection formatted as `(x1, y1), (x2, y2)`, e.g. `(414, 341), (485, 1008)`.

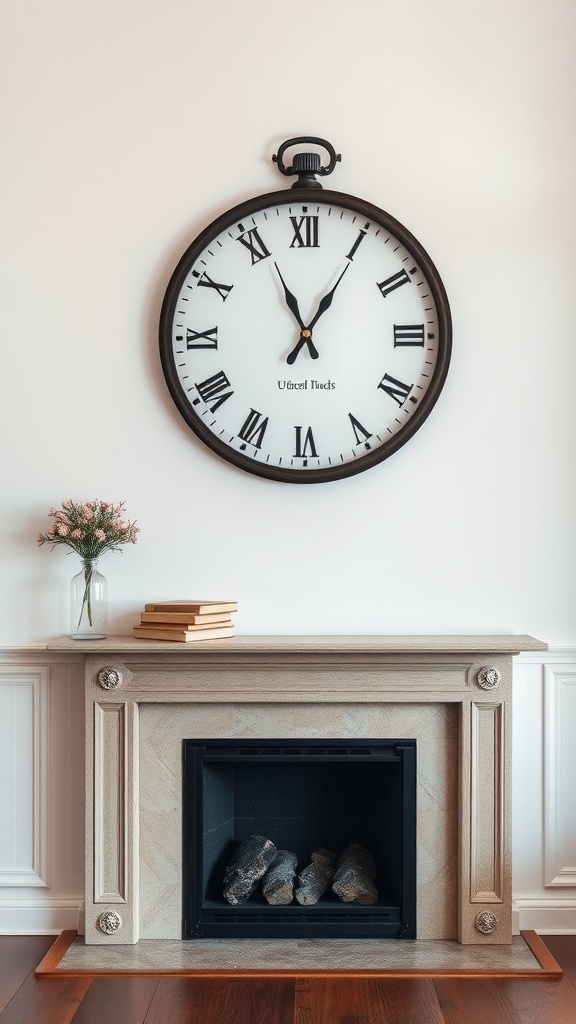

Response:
(183, 738), (417, 939)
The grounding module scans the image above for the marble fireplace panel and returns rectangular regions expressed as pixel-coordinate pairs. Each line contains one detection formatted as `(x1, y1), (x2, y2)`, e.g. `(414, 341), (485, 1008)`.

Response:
(139, 702), (458, 941)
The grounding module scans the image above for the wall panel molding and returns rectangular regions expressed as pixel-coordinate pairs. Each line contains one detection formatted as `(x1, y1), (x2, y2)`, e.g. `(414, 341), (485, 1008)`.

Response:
(0, 667), (50, 887)
(544, 664), (576, 887)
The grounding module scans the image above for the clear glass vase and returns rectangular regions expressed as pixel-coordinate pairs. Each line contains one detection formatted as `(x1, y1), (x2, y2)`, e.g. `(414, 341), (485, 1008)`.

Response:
(70, 558), (108, 639)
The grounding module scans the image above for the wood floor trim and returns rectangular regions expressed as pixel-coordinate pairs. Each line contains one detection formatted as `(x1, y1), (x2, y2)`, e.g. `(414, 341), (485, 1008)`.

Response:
(35, 929), (563, 979)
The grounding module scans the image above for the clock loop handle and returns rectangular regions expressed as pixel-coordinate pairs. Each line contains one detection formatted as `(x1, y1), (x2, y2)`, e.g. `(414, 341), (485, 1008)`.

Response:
(273, 137), (341, 189)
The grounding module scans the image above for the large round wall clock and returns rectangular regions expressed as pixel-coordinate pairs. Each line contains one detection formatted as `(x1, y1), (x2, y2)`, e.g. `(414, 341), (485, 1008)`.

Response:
(159, 137), (452, 483)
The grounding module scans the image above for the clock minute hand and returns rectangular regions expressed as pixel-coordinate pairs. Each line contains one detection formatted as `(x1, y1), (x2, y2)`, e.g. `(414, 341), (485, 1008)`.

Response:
(275, 262), (320, 364)
(307, 263), (350, 332)
(274, 262), (305, 330)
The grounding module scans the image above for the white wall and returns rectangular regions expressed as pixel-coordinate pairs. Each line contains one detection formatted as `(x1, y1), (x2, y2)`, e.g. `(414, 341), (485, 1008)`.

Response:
(1, 1), (576, 933)
(1, 0), (575, 646)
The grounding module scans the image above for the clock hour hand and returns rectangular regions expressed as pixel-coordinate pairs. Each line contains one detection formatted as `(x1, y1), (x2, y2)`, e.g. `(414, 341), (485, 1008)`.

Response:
(286, 265), (349, 364)
(307, 263), (350, 331)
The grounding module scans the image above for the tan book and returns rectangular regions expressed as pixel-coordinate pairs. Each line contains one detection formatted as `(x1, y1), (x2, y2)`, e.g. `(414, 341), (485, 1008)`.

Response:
(144, 601), (238, 614)
(133, 625), (235, 643)
(139, 617), (233, 631)
(140, 611), (233, 625)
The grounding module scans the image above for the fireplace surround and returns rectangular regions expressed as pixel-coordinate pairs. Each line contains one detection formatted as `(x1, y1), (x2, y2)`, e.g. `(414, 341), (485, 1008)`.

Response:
(47, 633), (547, 947)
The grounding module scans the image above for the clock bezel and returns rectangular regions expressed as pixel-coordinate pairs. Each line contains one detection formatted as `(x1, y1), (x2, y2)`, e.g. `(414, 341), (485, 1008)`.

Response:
(159, 187), (452, 484)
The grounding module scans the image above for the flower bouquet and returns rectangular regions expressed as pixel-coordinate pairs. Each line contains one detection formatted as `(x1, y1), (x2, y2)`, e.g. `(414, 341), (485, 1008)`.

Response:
(38, 500), (139, 638)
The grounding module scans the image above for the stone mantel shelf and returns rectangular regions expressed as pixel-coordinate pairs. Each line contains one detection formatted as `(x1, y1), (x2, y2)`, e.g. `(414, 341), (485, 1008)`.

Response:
(47, 633), (547, 655)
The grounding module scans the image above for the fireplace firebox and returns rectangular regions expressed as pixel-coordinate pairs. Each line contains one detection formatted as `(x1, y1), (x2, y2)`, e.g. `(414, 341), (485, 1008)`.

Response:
(183, 738), (417, 940)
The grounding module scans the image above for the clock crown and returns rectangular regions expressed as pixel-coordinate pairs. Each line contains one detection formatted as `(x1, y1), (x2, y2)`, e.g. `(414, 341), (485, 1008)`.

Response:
(272, 136), (341, 190)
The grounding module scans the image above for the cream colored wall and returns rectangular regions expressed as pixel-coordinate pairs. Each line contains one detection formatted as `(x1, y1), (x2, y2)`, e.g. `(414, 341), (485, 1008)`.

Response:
(1, 0), (575, 646)
(1, 1), (576, 933)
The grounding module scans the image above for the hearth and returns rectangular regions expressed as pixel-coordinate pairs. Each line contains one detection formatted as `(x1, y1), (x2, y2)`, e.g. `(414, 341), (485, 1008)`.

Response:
(182, 738), (417, 939)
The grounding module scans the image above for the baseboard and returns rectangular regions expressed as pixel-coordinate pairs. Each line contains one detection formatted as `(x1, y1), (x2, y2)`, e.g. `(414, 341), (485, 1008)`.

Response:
(516, 899), (576, 935)
(0, 897), (83, 934)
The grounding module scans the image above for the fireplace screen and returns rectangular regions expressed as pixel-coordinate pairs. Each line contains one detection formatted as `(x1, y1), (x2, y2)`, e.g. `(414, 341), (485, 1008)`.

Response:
(183, 738), (416, 940)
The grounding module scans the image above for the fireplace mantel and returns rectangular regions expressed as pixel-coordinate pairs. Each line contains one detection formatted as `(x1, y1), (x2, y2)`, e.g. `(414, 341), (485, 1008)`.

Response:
(48, 634), (547, 947)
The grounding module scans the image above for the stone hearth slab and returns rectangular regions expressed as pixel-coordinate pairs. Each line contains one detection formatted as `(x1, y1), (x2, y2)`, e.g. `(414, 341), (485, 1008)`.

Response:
(38, 931), (561, 978)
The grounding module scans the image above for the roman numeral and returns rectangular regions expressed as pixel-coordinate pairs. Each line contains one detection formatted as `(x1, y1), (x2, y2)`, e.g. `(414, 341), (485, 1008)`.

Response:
(238, 408), (269, 448)
(345, 225), (369, 261)
(290, 215), (319, 248)
(377, 373), (413, 406)
(393, 324), (425, 347)
(377, 269), (411, 298)
(349, 413), (373, 446)
(192, 270), (233, 301)
(186, 326), (218, 350)
(236, 224), (272, 265)
(294, 425), (318, 459)
(195, 371), (233, 412)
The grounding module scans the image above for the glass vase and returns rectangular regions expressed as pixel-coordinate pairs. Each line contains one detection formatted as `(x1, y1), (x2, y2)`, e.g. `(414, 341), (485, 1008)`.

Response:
(70, 558), (108, 639)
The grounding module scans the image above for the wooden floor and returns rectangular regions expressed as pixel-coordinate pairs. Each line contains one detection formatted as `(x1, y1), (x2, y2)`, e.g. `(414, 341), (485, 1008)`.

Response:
(1, 935), (576, 1023)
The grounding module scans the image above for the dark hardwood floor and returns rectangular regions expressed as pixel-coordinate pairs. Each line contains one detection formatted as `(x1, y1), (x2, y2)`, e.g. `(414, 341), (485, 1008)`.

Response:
(1, 935), (576, 1024)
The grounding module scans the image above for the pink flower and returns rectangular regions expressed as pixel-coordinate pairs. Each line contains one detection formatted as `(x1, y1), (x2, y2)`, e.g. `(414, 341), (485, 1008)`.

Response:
(71, 529), (83, 539)
(82, 509), (94, 521)
(95, 529), (106, 541)
(49, 507), (58, 516)
(62, 499), (72, 508)
(56, 524), (69, 536)
(117, 520), (128, 532)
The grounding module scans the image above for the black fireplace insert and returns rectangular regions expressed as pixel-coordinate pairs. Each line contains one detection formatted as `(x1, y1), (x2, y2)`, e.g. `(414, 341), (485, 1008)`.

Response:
(183, 738), (416, 940)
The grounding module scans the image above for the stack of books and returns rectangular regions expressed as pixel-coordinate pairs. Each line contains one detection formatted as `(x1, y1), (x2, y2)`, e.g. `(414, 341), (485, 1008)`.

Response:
(133, 600), (237, 643)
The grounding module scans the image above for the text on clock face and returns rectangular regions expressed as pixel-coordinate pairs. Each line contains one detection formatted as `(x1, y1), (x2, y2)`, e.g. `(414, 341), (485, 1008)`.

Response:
(277, 379), (336, 390)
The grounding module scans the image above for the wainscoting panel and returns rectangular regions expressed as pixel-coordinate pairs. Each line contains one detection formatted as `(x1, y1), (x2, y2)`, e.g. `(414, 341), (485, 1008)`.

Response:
(512, 650), (576, 933)
(0, 667), (49, 887)
(0, 651), (84, 934)
(544, 665), (576, 887)
(0, 646), (575, 934)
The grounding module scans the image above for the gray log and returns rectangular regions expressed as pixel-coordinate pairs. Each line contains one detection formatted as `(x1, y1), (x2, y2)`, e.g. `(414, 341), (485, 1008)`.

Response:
(262, 850), (298, 905)
(223, 835), (277, 905)
(295, 847), (336, 906)
(332, 843), (378, 905)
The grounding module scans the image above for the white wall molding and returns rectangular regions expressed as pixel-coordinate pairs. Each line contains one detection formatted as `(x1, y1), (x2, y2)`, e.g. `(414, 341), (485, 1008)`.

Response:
(544, 664), (576, 887)
(0, 666), (50, 887)
(513, 648), (576, 933)
(0, 897), (83, 935)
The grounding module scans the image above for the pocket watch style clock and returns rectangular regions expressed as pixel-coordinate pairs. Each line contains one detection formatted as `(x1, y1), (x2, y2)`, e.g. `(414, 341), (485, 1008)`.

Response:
(159, 137), (451, 483)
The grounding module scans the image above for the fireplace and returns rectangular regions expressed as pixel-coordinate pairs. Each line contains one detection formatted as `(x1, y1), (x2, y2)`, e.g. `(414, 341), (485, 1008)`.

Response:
(183, 738), (417, 939)
(45, 633), (548, 946)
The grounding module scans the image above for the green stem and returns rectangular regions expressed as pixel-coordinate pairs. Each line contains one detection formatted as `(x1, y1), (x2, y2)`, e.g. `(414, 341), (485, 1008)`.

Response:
(78, 559), (94, 629)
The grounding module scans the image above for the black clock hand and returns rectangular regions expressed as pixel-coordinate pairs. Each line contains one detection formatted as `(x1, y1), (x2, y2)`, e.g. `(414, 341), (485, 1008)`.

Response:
(307, 263), (350, 331)
(275, 262), (320, 363)
(286, 331), (318, 365)
(286, 265), (350, 363)
(274, 262), (305, 329)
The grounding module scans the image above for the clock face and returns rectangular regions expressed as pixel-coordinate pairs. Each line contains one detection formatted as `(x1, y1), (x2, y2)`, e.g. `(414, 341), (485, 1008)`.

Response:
(159, 188), (451, 483)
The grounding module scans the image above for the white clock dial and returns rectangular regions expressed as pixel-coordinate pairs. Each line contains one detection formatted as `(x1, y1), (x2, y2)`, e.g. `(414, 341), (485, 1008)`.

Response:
(160, 189), (451, 482)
